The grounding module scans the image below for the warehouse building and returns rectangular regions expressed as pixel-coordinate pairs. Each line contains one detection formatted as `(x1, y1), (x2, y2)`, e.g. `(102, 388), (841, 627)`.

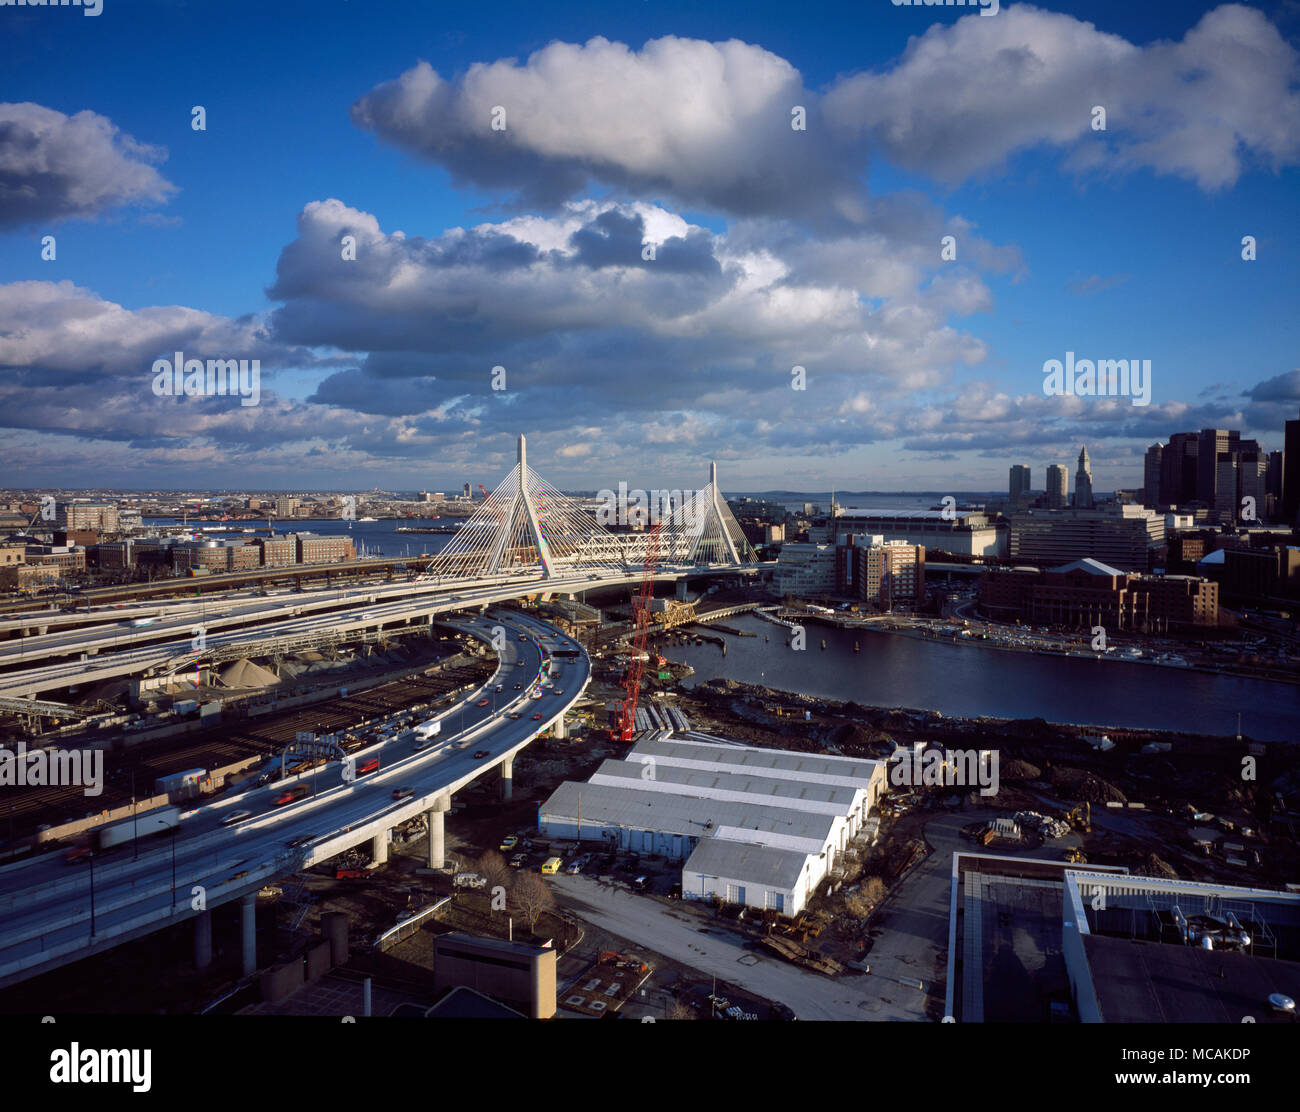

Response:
(538, 734), (886, 918)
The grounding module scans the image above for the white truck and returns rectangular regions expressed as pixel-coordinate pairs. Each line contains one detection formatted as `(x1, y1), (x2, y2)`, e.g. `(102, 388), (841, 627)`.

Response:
(66, 806), (181, 862)
(413, 718), (442, 741)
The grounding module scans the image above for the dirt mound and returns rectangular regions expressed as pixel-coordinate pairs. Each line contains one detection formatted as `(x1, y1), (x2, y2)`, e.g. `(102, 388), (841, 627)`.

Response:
(1050, 766), (1127, 803)
(1130, 853), (1178, 880)
(1000, 759), (1041, 781)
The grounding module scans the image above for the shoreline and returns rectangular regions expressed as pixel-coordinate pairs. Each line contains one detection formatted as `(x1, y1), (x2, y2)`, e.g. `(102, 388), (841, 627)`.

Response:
(739, 607), (1300, 688)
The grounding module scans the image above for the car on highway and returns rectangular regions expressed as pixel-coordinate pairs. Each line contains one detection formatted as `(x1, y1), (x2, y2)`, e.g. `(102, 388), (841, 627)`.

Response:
(392, 786), (414, 800)
(473, 749), (490, 759)
(513, 683), (522, 690)
(477, 698), (490, 707)
(356, 757), (379, 776)
(554, 689), (564, 696)
(508, 712), (521, 720)
(531, 713), (544, 721)
(221, 810), (252, 826)
(286, 832), (315, 847)
(274, 785), (310, 806)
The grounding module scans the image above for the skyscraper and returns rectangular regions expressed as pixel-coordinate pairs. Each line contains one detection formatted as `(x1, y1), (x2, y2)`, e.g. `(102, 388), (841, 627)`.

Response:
(1160, 432), (1199, 506)
(1143, 444), (1163, 507)
(1284, 411), (1300, 526)
(1009, 465), (1031, 500)
(1074, 446), (1094, 508)
(1045, 464), (1068, 509)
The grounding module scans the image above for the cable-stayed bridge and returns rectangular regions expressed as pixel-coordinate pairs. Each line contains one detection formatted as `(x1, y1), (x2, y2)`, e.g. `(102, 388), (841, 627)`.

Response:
(0, 435), (760, 699)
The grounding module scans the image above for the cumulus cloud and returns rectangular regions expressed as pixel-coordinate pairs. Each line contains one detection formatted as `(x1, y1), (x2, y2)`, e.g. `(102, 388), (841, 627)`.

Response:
(0, 281), (339, 449)
(351, 36), (868, 225)
(824, 4), (1300, 190)
(264, 197), (997, 437)
(0, 103), (177, 228)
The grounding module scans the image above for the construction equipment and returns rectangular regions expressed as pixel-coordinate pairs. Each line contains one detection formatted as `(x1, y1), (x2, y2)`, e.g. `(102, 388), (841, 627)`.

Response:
(1064, 847), (1087, 864)
(613, 521), (662, 742)
(1065, 801), (1091, 833)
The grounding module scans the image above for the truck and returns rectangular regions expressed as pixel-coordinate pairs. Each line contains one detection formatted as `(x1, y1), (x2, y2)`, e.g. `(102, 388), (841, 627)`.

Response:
(65, 806), (181, 862)
(154, 768), (210, 799)
(413, 718), (442, 742)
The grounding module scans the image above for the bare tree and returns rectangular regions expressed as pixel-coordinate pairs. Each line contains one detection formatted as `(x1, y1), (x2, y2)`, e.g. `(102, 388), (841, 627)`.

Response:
(511, 872), (555, 931)
(477, 849), (511, 891)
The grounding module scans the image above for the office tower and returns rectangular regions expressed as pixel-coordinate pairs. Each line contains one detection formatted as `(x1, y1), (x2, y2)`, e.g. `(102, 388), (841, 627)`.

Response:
(1009, 465), (1031, 500)
(1239, 454), (1268, 522)
(1284, 411), (1300, 526)
(1267, 450), (1284, 499)
(1074, 446), (1094, 508)
(1160, 432), (1198, 506)
(1214, 457), (1239, 524)
(1045, 464), (1068, 509)
(1143, 444), (1163, 507)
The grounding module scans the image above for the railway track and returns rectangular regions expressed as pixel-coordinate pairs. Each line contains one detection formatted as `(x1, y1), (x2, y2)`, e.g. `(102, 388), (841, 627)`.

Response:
(0, 661), (494, 842)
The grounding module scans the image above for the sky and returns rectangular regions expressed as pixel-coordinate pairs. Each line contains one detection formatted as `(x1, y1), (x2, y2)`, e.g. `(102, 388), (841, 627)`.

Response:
(1, 0), (1298, 494)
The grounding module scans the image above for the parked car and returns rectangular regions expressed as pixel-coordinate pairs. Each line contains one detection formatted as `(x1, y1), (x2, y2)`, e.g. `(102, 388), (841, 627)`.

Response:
(499, 835), (518, 851)
(509, 853), (527, 869)
(565, 859), (583, 874)
(632, 875), (651, 891)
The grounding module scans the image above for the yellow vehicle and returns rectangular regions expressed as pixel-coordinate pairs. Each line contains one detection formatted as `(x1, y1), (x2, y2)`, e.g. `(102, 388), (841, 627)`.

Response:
(499, 835), (519, 852)
(540, 856), (563, 875)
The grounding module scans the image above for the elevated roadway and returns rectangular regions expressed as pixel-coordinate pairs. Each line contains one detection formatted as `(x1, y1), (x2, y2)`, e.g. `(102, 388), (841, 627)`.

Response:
(0, 607), (589, 989)
(0, 563), (754, 699)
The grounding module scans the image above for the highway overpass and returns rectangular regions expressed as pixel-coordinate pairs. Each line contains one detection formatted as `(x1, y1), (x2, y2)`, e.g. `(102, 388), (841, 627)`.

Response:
(0, 607), (588, 989)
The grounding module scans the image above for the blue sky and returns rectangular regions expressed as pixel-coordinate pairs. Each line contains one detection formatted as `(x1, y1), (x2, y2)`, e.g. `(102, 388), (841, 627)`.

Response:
(1, 0), (1297, 492)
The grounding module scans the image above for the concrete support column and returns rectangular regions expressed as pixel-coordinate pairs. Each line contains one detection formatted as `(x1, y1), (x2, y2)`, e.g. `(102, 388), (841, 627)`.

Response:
(675, 578), (688, 601)
(372, 829), (389, 866)
(554, 713), (567, 740)
(427, 795), (451, 869)
(239, 894), (257, 977)
(500, 755), (514, 802)
(193, 909), (212, 970)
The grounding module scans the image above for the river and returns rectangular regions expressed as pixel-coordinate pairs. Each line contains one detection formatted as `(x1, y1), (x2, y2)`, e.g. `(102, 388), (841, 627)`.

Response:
(666, 613), (1300, 742)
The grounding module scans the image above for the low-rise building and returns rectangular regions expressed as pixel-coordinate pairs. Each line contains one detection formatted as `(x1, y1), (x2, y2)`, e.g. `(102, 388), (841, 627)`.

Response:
(978, 559), (1219, 630)
(539, 734), (886, 918)
(293, 533), (355, 564)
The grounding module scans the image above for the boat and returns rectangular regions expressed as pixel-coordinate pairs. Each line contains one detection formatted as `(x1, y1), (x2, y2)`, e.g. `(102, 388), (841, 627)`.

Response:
(820, 639), (826, 650)
(358, 516), (377, 522)
(853, 641), (860, 653)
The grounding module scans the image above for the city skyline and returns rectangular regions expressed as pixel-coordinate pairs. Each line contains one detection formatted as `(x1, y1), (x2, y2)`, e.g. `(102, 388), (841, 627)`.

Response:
(2, 1), (1298, 492)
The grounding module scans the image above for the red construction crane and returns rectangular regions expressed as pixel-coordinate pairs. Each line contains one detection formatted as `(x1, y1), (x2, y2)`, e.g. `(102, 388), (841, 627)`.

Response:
(477, 484), (488, 499)
(614, 521), (662, 742)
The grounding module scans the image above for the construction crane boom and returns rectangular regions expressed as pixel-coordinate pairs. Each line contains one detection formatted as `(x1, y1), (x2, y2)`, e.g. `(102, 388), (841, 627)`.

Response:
(615, 521), (662, 742)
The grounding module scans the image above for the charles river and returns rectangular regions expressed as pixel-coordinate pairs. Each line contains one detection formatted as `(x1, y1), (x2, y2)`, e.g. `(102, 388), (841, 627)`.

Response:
(150, 514), (1300, 743)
